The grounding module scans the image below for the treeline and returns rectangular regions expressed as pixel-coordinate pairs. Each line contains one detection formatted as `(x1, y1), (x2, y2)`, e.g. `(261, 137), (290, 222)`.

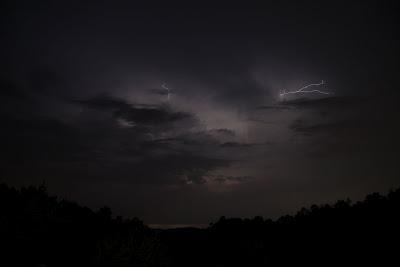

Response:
(0, 183), (400, 266)
(161, 189), (400, 266)
(0, 183), (167, 266)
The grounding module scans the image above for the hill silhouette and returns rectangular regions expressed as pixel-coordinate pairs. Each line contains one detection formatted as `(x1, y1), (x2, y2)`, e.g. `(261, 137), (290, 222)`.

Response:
(0, 182), (399, 266)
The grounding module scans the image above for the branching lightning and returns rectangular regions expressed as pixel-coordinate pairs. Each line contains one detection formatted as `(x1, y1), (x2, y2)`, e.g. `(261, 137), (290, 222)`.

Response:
(279, 80), (331, 98)
(161, 83), (171, 101)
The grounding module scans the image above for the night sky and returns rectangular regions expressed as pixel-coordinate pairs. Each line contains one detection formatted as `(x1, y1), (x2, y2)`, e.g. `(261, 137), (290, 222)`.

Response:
(1, 0), (399, 227)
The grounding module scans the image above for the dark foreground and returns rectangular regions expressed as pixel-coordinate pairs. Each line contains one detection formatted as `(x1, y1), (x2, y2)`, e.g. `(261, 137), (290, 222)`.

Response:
(0, 183), (399, 266)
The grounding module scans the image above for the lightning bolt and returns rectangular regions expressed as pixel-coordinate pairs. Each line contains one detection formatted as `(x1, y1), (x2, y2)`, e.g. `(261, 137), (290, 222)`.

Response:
(161, 83), (171, 101)
(279, 80), (331, 98)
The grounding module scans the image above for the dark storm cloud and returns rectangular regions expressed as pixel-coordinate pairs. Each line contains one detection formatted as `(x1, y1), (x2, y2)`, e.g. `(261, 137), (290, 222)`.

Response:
(255, 105), (294, 111)
(285, 94), (396, 135)
(27, 68), (67, 95)
(1, 0), (399, 225)
(131, 154), (230, 185)
(148, 88), (170, 97)
(0, 115), (231, 186)
(220, 142), (254, 148)
(290, 119), (371, 135)
(212, 175), (254, 184)
(147, 129), (265, 151)
(1, 118), (72, 135)
(281, 96), (373, 110)
(53, 143), (231, 186)
(74, 95), (196, 128)
(0, 79), (27, 99)
(0, 117), (81, 164)
(206, 71), (267, 108)
(285, 95), (391, 141)
(285, 93), (400, 166)
(1, 92), (236, 186)
(208, 128), (236, 137)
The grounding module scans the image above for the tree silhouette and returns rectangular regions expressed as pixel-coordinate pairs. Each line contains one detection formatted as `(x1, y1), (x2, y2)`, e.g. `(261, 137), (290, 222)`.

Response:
(0, 182), (399, 266)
